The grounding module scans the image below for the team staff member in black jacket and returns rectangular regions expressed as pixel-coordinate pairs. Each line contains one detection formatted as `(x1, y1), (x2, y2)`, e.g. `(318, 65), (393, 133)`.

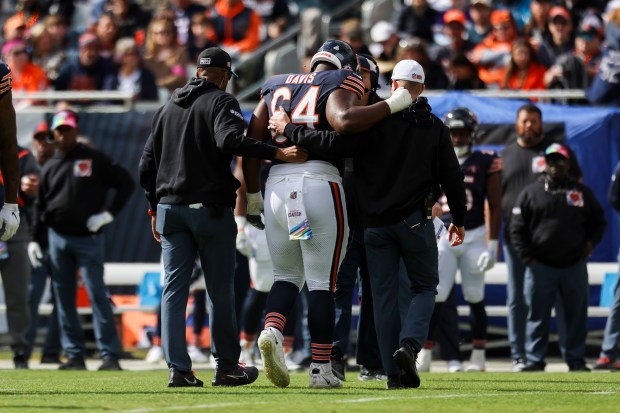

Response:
(139, 47), (306, 388)
(500, 103), (583, 371)
(510, 143), (606, 372)
(268, 59), (467, 389)
(34, 109), (134, 371)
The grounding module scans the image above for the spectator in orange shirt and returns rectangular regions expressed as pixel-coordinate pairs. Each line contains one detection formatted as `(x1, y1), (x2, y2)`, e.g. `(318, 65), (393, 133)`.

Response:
(500, 38), (547, 90)
(2, 40), (48, 93)
(470, 10), (519, 86)
(210, 0), (262, 59)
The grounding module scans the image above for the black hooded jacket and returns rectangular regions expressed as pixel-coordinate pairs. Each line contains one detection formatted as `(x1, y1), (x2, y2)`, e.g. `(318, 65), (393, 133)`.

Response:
(139, 78), (276, 210)
(282, 98), (467, 227)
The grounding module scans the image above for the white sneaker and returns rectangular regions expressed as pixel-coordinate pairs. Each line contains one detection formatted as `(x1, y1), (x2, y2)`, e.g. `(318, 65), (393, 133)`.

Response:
(284, 351), (300, 370)
(145, 345), (163, 364)
(188, 345), (208, 363)
(258, 328), (290, 387)
(512, 358), (527, 372)
(466, 349), (486, 372)
(417, 348), (432, 372)
(309, 362), (343, 388)
(447, 360), (464, 373)
(240, 345), (255, 366)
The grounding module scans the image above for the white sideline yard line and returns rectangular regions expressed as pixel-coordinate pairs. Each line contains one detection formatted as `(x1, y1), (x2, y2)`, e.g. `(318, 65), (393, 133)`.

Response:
(123, 402), (269, 412)
(334, 391), (619, 403)
(119, 391), (619, 413)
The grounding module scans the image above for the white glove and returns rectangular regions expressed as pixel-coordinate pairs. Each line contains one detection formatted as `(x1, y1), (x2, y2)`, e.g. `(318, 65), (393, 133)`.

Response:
(384, 87), (413, 114)
(246, 192), (264, 230)
(234, 216), (251, 256)
(86, 211), (114, 233)
(0, 203), (20, 241)
(28, 241), (43, 268)
(477, 239), (499, 272)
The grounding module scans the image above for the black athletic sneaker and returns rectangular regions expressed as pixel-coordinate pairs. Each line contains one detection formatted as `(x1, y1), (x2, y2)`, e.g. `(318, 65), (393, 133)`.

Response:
(168, 368), (204, 387)
(520, 362), (545, 372)
(98, 357), (122, 371)
(40, 354), (62, 364)
(212, 363), (259, 386)
(393, 343), (420, 388)
(568, 363), (591, 372)
(386, 374), (404, 390)
(358, 366), (386, 381)
(13, 353), (28, 370)
(59, 357), (87, 370)
(330, 347), (346, 381)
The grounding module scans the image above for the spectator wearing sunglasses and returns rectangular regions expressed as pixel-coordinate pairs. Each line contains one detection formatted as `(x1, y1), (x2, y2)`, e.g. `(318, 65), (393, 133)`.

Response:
(1, 40), (48, 94)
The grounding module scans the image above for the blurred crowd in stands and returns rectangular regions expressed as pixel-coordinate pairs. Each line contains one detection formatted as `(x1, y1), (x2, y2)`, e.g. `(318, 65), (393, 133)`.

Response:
(1, 0), (620, 105)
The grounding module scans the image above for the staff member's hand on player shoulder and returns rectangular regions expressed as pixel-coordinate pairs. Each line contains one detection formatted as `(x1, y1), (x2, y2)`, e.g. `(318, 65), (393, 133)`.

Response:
(268, 110), (291, 136)
(447, 223), (465, 246)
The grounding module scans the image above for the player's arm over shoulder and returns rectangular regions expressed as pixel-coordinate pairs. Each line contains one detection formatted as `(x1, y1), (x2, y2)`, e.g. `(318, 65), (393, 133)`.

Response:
(0, 63), (12, 99)
(326, 71), (390, 134)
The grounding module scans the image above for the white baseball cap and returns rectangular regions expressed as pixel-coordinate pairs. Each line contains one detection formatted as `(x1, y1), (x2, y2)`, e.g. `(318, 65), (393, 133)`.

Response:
(370, 21), (396, 43)
(391, 59), (425, 84)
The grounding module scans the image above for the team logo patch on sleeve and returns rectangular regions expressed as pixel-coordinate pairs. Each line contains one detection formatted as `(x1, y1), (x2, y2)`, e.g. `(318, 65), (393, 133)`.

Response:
(74, 159), (93, 177)
(566, 190), (584, 207)
(532, 156), (546, 174)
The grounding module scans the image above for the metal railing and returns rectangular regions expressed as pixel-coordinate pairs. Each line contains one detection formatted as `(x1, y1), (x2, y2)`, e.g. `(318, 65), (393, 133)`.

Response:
(421, 89), (587, 99)
(12, 90), (135, 113)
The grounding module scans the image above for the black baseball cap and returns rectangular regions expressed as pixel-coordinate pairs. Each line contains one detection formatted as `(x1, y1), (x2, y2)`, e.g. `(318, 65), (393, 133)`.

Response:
(196, 47), (238, 78)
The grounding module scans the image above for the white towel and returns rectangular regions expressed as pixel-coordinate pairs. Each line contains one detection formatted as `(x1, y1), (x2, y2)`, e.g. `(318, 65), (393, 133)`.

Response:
(285, 180), (313, 240)
(433, 217), (447, 243)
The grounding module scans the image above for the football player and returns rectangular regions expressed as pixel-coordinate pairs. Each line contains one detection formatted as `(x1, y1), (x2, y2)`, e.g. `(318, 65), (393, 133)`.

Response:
(243, 40), (412, 388)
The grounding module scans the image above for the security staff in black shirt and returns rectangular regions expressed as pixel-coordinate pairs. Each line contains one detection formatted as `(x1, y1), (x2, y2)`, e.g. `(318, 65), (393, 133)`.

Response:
(510, 143), (606, 372)
(500, 103), (582, 371)
(139, 47), (306, 388)
(35, 109), (134, 372)
(268, 59), (467, 389)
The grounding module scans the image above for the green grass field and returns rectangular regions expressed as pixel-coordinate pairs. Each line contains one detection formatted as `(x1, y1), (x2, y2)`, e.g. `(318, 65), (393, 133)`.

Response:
(1, 370), (619, 413)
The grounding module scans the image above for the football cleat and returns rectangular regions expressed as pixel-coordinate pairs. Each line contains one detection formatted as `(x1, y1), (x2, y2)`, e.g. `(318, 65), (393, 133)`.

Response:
(168, 368), (204, 387)
(309, 362), (343, 388)
(258, 327), (290, 387)
(465, 349), (486, 372)
(212, 363), (259, 386)
(447, 360), (464, 373)
(416, 348), (432, 372)
(188, 345), (208, 363)
(145, 345), (164, 364)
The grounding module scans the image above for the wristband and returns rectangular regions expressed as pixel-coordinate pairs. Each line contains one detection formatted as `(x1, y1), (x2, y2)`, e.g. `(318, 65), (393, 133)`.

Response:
(147, 209), (157, 217)
(234, 215), (247, 230)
